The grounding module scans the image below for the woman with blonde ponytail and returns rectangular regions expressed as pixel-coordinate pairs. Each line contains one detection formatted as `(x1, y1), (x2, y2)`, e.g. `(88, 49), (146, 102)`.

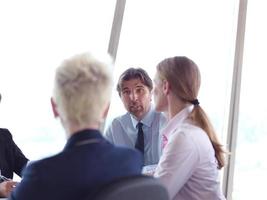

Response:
(153, 56), (226, 200)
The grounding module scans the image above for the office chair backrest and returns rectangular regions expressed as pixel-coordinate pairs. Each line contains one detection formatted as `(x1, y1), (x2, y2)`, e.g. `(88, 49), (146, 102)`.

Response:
(90, 175), (170, 200)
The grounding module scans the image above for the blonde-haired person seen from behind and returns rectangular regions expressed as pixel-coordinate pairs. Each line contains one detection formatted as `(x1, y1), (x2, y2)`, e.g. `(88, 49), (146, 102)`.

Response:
(9, 52), (143, 200)
(153, 56), (226, 200)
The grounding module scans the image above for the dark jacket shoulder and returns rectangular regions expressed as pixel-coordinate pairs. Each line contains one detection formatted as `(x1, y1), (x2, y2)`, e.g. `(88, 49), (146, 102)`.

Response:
(0, 128), (12, 141)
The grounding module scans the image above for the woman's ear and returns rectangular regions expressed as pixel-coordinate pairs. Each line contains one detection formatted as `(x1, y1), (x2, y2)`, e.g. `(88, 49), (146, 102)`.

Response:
(162, 79), (170, 95)
(50, 97), (59, 118)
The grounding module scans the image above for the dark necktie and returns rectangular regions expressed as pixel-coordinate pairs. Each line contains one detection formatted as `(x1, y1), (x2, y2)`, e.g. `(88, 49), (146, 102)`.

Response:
(135, 122), (144, 154)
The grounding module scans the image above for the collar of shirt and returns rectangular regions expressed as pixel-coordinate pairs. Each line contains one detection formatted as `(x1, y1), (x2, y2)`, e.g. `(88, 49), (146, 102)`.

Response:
(130, 106), (155, 129)
(162, 105), (193, 139)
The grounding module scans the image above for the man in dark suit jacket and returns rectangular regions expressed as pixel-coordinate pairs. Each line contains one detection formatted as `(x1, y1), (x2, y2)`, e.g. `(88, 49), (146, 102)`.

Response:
(0, 128), (28, 180)
(0, 93), (28, 198)
(0, 128), (28, 198)
(9, 52), (143, 200)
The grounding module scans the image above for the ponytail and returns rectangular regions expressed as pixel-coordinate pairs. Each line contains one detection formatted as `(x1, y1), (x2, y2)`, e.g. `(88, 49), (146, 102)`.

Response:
(188, 106), (225, 169)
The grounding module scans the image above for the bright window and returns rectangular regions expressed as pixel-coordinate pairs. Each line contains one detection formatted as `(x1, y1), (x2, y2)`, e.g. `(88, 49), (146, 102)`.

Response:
(233, 1), (267, 199)
(106, 0), (239, 145)
(0, 0), (116, 160)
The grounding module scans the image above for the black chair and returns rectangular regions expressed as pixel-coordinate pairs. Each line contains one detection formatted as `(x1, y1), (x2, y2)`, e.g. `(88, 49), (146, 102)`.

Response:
(90, 175), (170, 200)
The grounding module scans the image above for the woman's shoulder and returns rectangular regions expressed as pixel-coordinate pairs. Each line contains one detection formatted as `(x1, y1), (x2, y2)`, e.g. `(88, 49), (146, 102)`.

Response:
(170, 121), (206, 142)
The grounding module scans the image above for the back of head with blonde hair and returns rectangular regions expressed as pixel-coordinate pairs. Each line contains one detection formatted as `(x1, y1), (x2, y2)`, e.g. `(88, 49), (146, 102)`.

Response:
(53, 52), (113, 129)
(157, 56), (225, 169)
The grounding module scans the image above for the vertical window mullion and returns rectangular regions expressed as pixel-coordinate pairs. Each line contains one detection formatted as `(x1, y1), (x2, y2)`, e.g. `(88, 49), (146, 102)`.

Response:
(222, 0), (248, 199)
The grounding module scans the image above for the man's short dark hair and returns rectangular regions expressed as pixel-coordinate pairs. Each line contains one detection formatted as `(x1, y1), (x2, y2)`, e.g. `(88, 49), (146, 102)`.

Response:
(117, 68), (153, 96)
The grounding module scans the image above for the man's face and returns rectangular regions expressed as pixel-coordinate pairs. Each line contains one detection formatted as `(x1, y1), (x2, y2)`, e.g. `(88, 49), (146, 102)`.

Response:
(120, 78), (152, 121)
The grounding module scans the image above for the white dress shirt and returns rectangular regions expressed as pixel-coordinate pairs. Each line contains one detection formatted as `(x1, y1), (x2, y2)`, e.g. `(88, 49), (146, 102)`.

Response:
(154, 106), (225, 200)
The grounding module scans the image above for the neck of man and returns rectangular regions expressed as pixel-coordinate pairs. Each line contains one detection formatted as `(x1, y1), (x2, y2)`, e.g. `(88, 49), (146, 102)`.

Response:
(133, 105), (151, 122)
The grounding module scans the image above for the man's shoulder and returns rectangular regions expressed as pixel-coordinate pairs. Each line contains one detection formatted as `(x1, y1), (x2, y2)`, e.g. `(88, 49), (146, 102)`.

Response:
(35, 143), (142, 169)
(104, 113), (133, 142)
(25, 153), (60, 171)
(108, 112), (132, 127)
(114, 112), (131, 121)
(150, 109), (167, 124)
(22, 151), (78, 181)
(151, 108), (165, 117)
